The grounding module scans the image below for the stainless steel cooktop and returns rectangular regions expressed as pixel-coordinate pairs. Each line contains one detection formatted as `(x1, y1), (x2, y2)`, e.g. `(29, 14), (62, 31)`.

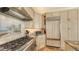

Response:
(0, 36), (33, 51)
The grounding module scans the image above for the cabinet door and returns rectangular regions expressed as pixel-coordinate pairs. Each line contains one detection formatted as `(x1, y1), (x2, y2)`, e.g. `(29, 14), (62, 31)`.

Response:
(68, 9), (78, 40)
(60, 11), (68, 49)
(36, 35), (46, 50)
(60, 11), (68, 40)
(46, 21), (54, 38)
(78, 8), (79, 40)
(34, 13), (43, 29)
(46, 17), (60, 39)
(52, 20), (60, 39)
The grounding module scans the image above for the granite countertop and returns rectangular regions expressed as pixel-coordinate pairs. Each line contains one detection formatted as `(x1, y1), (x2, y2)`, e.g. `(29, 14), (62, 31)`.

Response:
(65, 40), (79, 51)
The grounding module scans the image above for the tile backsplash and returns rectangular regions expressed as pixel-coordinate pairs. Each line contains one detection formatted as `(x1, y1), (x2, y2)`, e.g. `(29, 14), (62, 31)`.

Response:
(0, 13), (25, 33)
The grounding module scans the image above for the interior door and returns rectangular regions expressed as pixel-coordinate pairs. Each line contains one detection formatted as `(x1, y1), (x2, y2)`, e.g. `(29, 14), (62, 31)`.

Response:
(46, 17), (60, 39)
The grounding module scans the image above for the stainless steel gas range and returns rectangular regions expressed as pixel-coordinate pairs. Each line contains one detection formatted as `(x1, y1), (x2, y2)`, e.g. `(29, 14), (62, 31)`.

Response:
(0, 36), (36, 51)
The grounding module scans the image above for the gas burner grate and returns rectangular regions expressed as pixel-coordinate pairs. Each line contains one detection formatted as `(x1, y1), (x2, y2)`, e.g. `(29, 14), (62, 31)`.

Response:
(0, 36), (33, 51)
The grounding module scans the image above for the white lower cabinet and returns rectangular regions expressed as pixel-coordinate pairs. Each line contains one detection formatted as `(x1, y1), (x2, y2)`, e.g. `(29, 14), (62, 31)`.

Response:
(47, 40), (61, 47)
(36, 34), (46, 50)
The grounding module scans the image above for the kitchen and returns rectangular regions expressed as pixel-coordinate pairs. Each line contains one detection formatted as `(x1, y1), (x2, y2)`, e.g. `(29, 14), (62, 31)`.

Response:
(0, 7), (79, 51)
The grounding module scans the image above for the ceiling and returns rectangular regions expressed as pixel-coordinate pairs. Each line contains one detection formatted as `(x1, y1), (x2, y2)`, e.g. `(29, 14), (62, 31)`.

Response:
(32, 7), (77, 14)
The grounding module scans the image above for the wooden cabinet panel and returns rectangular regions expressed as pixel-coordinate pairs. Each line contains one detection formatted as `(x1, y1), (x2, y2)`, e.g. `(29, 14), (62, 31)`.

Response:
(61, 9), (78, 41)
(60, 11), (68, 40)
(52, 20), (60, 39)
(46, 12), (61, 47)
(36, 35), (46, 50)
(60, 11), (68, 49)
(47, 40), (61, 47)
(46, 21), (54, 38)
(68, 9), (78, 41)
(78, 8), (79, 40)
(60, 9), (78, 49)
(34, 13), (43, 29)
(46, 17), (60, 39)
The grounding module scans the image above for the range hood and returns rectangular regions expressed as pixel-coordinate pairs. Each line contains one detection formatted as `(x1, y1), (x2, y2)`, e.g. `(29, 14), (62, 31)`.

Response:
(0, 7), (32, 21)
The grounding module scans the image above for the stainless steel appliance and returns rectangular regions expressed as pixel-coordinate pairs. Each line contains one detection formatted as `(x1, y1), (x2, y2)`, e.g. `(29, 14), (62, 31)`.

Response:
(0, 36), (35, 51)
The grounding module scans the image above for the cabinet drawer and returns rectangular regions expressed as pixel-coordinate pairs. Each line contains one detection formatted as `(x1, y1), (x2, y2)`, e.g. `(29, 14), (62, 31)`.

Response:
(47, 40), (61, 47)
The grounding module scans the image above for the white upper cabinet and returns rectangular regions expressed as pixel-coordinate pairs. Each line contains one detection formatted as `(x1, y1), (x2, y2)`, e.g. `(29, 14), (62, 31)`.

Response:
(33, 13), (43, 29)
(68, 9), (78, 40)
